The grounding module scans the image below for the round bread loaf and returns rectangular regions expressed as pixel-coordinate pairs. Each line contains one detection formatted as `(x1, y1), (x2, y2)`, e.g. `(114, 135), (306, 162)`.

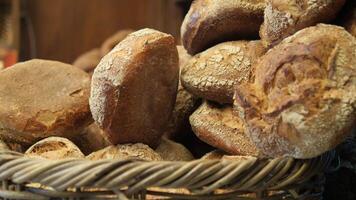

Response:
(190, 101), (261, 157)
(181, 40), (266, 104)
(90, 29), (179, 148)
(0, 59), (92, 146)
(0, 140), (9, 150)
(234, 24), (356, 158)
(73, 48), (102, 75)
(155, 137), (194, 161)
(260, 0), (346, 47)
(181, 0), (265, 55)
(25, 137), (85, 160)
(100, 29), (134, 56)
(87, 143), (162, 161)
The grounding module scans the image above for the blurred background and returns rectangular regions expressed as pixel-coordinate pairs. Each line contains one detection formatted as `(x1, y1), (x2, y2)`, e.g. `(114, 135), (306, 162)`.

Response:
(0, 0), (193, 68)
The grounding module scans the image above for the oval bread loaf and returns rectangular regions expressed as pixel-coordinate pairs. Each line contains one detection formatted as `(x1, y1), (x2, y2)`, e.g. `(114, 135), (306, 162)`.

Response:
(155, 137), (194, 161)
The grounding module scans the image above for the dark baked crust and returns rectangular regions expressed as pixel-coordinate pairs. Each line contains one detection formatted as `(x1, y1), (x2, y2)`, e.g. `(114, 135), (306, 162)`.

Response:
(90, 29), (179, 148)
(234, 24), (356, 158)
(0, 59), (92, 146)
(181, 0), (265, 55)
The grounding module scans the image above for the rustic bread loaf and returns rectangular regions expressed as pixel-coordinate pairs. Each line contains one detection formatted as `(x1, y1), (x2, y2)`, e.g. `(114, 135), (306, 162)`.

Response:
(90, 29), (179, 148)
(155, 137), (194, 161)
(190, 101), (261, 156)
(87, 143), (162, 161)
(181, 0), (265, 55)
(100, 29), (134, 56)
(234, 24), (356, 158)
(181, 40), (266, 104)
(260, 0), (346, 47)
(73, 48), (102, 75)
(25, 137), (85, 160)
(0, 59), (92, 146)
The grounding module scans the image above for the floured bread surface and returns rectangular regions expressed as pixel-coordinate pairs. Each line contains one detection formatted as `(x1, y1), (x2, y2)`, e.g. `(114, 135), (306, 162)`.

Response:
(260, 0), (346, 47)
(87, 143), (162, 161)
(90, 28), (179, 148)
(181, 0), (265, 54)
(190, 101), (261, 157)
(235, 24), (356, 158)
(100, 29), (134, 56)
(181, 40), (266, 104)
(155, 137), (194, 161)
(25, 137), (85, 160)
(73, 48), (102, 74)
(0, 59), (92, 146)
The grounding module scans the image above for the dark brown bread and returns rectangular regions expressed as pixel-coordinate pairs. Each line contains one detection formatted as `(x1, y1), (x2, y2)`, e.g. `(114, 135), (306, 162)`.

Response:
(260, 0), (346, 47)
(73, 48), (102, 74)
(181, 40), (266, 104)
(155, 137), (194, 161)
(100, 29), (134, 56)
(90, 29), (179, 148)
(190, 101), (261, 156)
(235, 24), (356, 158)
(0, 59), (92, 146)
(181, 0), (265, 55)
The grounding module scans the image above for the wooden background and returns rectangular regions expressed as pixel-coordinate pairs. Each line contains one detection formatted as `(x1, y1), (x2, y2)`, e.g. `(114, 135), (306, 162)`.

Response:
(20, 0), (187, 63)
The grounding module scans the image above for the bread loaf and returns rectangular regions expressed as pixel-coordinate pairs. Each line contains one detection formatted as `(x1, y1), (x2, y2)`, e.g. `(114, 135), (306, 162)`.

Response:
(155, 137), (194, 161)
(87, 143), (162, 161)
(234, 24), (356, 158)
(90, 29), (179, 148)
(73, 48), (102, 75)
(181, 0), (265, 54)
(0, 59), (92, 146)
(260, 0), (345, 47)
(190, 101), (261, 156)
(25, 137), (85, 160)
(100, 29), (134, 56)
(181, 40), (266, 104)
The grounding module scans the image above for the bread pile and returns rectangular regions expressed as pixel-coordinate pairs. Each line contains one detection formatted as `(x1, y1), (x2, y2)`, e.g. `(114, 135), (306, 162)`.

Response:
(0, 0), (355, 162)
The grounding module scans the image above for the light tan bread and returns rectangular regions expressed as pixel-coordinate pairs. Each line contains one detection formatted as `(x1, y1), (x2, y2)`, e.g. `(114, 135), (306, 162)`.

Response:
(25, 137), (85, 160)
(235, 24), (356, 158)
(155, 137), (194, 161)
(73, 48), (102, 75)
(181, 40), (266, 104)
(181, 0), (265, 54)
(260, 0), (346, 47)
(100, 29), (134, 56)
(90, 29), (179, 148)
(190, 101), (261, 157)
(0, 59), (92, 146)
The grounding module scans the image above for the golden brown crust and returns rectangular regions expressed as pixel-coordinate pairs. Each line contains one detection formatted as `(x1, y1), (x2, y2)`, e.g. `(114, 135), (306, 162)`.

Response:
(181, 0), (265, 55)
(25, 137), (85, 160)
(234, 24), (356, 158)
(190, 101), (261, 156)
(260, 0), (346, 47)
(90, 29), (179, 148)
(0, 59), (92, 146)
(87, 143), (162, 161)
(100, 29), (134, 56)
(181, 40), (266, 104)
(155, 137), (194, 161)
(73, 48), (102, 74)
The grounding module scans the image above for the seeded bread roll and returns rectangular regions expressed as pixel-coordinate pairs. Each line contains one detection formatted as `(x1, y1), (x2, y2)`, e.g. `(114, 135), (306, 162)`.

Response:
(90, 29), (179, 148)
(190, 101), (261, 156)
(155, 137), (194, 161)
(73, 48), (102, 75)
(100, 29), (134, 56)
(260, 0), (345, 47)
(181, 0), (265, 55)
(181, 41), (266, 104)
(25, 137), (85, 160)
(0, 140), (9, 150)
(235, 24), (356, 158)
(87, 143), (162, 161)
(0, 59), (92, 146)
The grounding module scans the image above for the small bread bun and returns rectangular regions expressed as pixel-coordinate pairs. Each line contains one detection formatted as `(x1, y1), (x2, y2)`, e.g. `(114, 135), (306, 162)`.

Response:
(155, 137), (194, 161)
(260, 0), (345, 47)
(0, 59), (92, 146)
(100, 29), (134, 56)
(235, 24), (356, 158)
(90, 29), (179, 148)
(25, 137), (85, 160)
(0, 140), (9, 150)
(87, 143), (162, 161)
(190, 101), (261, 157)
(73, 48), (102, 75)
(181, 0), (265, 54)
(181, 40), (266, 104)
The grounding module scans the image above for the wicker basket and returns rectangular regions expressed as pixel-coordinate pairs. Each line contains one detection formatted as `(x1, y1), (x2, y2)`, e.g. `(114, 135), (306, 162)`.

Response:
(0, 149), (336, 200)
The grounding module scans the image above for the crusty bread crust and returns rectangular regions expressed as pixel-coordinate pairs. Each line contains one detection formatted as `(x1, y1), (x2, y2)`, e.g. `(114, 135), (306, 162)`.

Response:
(235, 24), (356, 158)
(181, 0), (265, 55)
(90, 29), (179, 148)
